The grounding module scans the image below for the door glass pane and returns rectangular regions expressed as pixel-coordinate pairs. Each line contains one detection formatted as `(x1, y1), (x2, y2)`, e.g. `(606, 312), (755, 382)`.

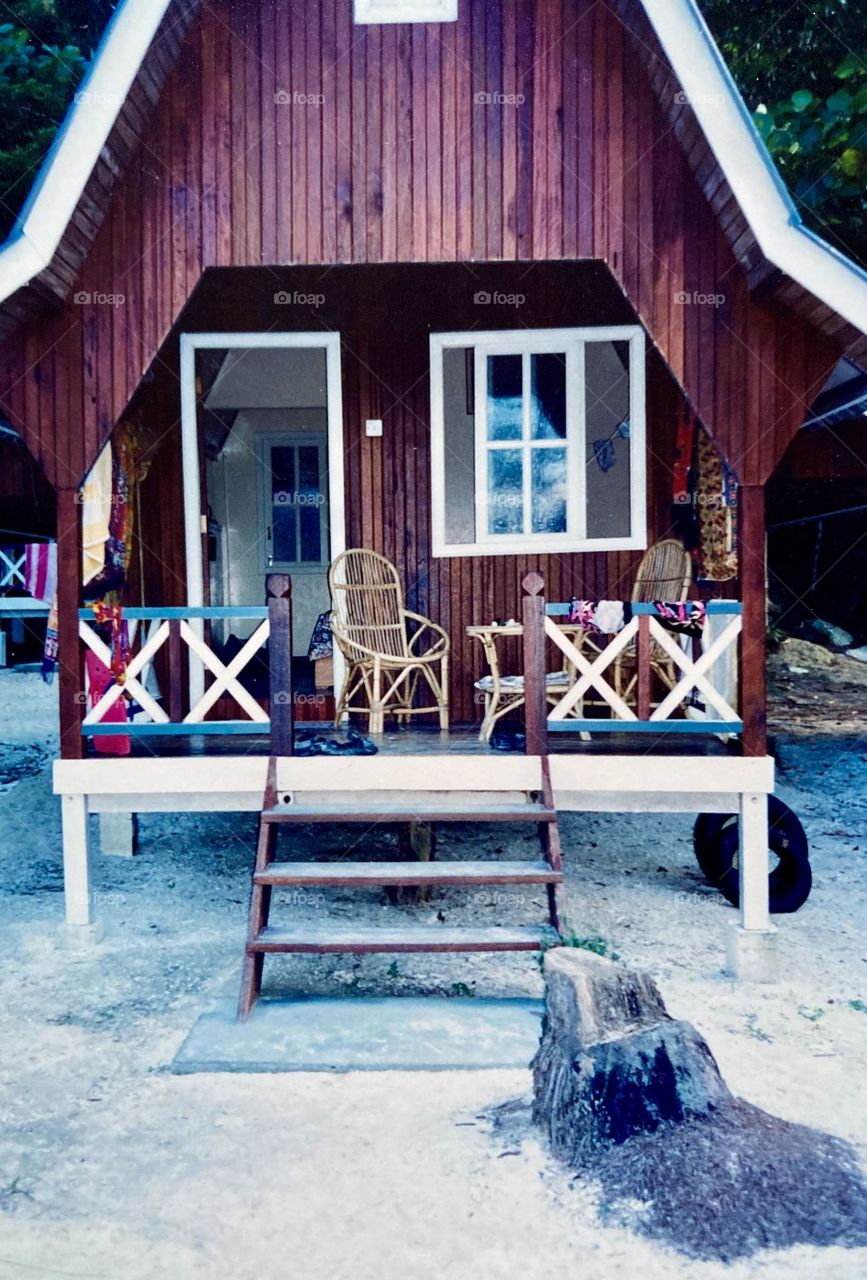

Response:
(530, 353), (566, 440)
(270, 446), (297, 562)
(271, 445), (296, 498)
(486, 355), (523, 441)
(531, 447), (567, 533)
(298, 445), (322, 562)
(272, 505), (297, 563)
(488, 448), (523, 535)
(584, 340), (632, 539)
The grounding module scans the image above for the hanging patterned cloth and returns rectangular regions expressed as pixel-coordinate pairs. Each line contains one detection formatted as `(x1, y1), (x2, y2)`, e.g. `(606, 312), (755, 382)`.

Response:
(670, 409), (699, 552)
(695, 428), (738, 581)
(91, 600), (131, 684)
(567, 599), (632, 635)
(652, 600), (707, 637)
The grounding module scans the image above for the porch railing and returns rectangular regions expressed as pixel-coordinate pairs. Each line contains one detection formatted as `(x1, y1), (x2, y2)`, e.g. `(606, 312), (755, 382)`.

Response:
(0, 546), (26, 590)
(521, 572), (742, 754)
(76, 574), (294, 751)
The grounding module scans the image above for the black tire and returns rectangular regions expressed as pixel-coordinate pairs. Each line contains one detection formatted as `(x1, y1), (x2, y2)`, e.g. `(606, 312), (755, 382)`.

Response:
(694, 799), (812, 914)
(693, 797), (809, 882)
(711, 823), (812, 913)
(693, 812), (737, 880)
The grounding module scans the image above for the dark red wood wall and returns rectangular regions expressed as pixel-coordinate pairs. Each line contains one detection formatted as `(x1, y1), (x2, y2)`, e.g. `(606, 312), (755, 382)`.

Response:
(0, 0), (841, 498)
(127, 262), (692, 723)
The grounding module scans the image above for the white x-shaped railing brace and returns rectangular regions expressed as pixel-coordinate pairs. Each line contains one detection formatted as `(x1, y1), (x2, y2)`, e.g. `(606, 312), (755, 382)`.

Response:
(544, 616), (639, 722)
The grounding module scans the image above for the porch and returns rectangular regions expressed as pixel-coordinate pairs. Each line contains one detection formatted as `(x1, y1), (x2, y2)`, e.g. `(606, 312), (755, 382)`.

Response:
(55, 570), (776, 981)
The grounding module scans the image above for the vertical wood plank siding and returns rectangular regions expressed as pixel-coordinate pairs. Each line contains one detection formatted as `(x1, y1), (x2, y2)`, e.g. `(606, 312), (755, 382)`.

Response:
(0, 0), (842, 493)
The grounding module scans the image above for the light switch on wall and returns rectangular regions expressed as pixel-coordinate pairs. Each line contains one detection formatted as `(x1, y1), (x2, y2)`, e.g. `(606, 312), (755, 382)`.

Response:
(365, 418), (383, 437)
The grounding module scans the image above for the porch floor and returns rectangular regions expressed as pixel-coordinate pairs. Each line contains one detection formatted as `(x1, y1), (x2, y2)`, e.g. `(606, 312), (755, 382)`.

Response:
(114, 723), (735, 758)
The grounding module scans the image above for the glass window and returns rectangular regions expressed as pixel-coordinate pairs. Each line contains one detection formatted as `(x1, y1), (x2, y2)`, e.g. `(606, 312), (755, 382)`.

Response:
(433, 327), (644, 555)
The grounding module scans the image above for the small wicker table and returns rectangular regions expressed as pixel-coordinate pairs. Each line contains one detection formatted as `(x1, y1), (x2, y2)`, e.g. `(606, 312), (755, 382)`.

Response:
(466, 622), (587, 743)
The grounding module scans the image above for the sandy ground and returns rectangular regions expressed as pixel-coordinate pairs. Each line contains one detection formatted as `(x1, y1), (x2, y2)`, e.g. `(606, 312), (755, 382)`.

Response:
(0, 667), (866, 1278)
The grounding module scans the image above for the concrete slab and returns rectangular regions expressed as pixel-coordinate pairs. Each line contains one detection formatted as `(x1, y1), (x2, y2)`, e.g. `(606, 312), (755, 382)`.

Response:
(172, 996), (544, 1073)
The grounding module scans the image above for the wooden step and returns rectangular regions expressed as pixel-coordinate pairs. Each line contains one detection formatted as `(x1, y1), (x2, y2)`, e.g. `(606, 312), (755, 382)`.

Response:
(255, 859), (562, 887)
(247, 924), (550, 954)
(261, 801), (556, 824)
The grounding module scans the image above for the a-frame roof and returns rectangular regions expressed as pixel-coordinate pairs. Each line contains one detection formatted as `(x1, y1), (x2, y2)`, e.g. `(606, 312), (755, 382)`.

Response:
(0, 0), (865, 358)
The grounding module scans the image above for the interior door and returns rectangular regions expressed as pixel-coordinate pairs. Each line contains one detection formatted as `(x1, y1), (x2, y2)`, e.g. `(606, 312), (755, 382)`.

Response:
(257, 432), (330, 654)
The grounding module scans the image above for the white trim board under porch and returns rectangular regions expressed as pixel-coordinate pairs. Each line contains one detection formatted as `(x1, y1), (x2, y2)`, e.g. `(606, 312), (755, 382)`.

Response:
(53, 752), (776, 972)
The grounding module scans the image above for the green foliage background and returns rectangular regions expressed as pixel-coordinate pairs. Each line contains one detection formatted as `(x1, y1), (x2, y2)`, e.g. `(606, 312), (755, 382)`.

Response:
(0, 1), (115, 236)
(0, 0), (864, 267)
(703, 1), (867, 267)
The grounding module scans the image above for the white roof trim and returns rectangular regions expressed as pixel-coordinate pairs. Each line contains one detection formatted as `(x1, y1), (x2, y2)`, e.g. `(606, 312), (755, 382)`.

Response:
(641, 0), (867, 334)
(0, 0), (173, 301)
(0, 0), (865, 340)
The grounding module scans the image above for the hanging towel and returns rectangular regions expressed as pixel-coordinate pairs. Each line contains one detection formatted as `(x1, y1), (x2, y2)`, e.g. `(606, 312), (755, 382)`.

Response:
(84, 649), (130, 756)
(80, 445), (113, 586)
(84, 446), (130, 598)
(652, 600), (707, 637)
(42, 595), (58, 684)
(567, 599), (631, 636)
(24, 542), (57, 603)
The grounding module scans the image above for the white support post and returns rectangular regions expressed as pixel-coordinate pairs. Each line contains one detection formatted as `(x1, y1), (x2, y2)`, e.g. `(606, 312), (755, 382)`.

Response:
(58, 794), (103, 946)
(725, 791), (777, 981)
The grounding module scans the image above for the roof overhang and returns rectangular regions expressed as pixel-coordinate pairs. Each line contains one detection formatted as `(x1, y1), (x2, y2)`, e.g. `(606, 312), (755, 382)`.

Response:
(0, 0), (865, 350)
(1, 0), (175, 301)
(641, 0), (867, 338)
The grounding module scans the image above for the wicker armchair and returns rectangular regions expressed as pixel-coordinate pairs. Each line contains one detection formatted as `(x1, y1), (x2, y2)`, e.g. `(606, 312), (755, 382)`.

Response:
(614, 537), (693, 702)
(328, 548), (450, 734)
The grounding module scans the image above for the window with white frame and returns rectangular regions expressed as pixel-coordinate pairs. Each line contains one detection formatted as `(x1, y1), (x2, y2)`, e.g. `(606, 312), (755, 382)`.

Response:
(354, 0), (457, 24)
(429, 327), (646, 557)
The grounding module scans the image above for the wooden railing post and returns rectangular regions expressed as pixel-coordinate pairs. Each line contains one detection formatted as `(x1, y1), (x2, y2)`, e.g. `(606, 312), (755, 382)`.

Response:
(56, 488), (84, 760)
(739, 485), (767, 757)
(522, 571), (548, 756)
(267, 574), (293, 755)
(167, 618), (183, 723)
(637, 611), (651, 722)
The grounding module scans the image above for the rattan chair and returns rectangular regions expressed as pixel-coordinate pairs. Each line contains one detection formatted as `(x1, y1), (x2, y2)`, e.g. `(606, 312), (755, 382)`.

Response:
(328, 548), (450, 734)
(614, 537), (693, 702)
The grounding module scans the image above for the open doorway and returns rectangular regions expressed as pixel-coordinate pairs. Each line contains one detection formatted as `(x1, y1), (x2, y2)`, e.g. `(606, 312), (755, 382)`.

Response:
(179, 332), (345, 710)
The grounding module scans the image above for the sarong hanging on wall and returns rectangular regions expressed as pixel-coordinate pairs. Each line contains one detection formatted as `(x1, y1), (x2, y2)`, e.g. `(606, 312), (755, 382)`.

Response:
(695, 428), (738, 582)
(670, 409), (737, 582)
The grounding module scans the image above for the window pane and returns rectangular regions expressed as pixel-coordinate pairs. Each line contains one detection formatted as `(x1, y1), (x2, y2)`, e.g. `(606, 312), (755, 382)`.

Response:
(442, 348), (476, 544)
(299, 507), (320, 562)
(488, 448), (523, 535)
(487, 354), (523, 441)
(272, 505), (297, 562)
(585, 340), (632, 539)
(271, 445), (295, 501)
(298, 445), (319, 490)
(297, 447), (320, 562)
(530, 353), (566, 440)
(270, 446), (297, 562)
(531, 447), (567, 533)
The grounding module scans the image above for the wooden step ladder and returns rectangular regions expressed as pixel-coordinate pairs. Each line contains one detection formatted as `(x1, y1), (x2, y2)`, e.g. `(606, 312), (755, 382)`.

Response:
(237, 755), (565, 1019)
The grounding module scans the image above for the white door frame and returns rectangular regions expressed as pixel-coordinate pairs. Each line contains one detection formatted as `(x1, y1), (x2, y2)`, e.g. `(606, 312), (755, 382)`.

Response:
(179, 331), (346, 711)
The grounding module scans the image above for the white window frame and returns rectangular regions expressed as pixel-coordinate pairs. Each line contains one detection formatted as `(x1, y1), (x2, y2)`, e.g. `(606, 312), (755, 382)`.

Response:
(354, 0), (457, 24)
(430, 326), (647, 558)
